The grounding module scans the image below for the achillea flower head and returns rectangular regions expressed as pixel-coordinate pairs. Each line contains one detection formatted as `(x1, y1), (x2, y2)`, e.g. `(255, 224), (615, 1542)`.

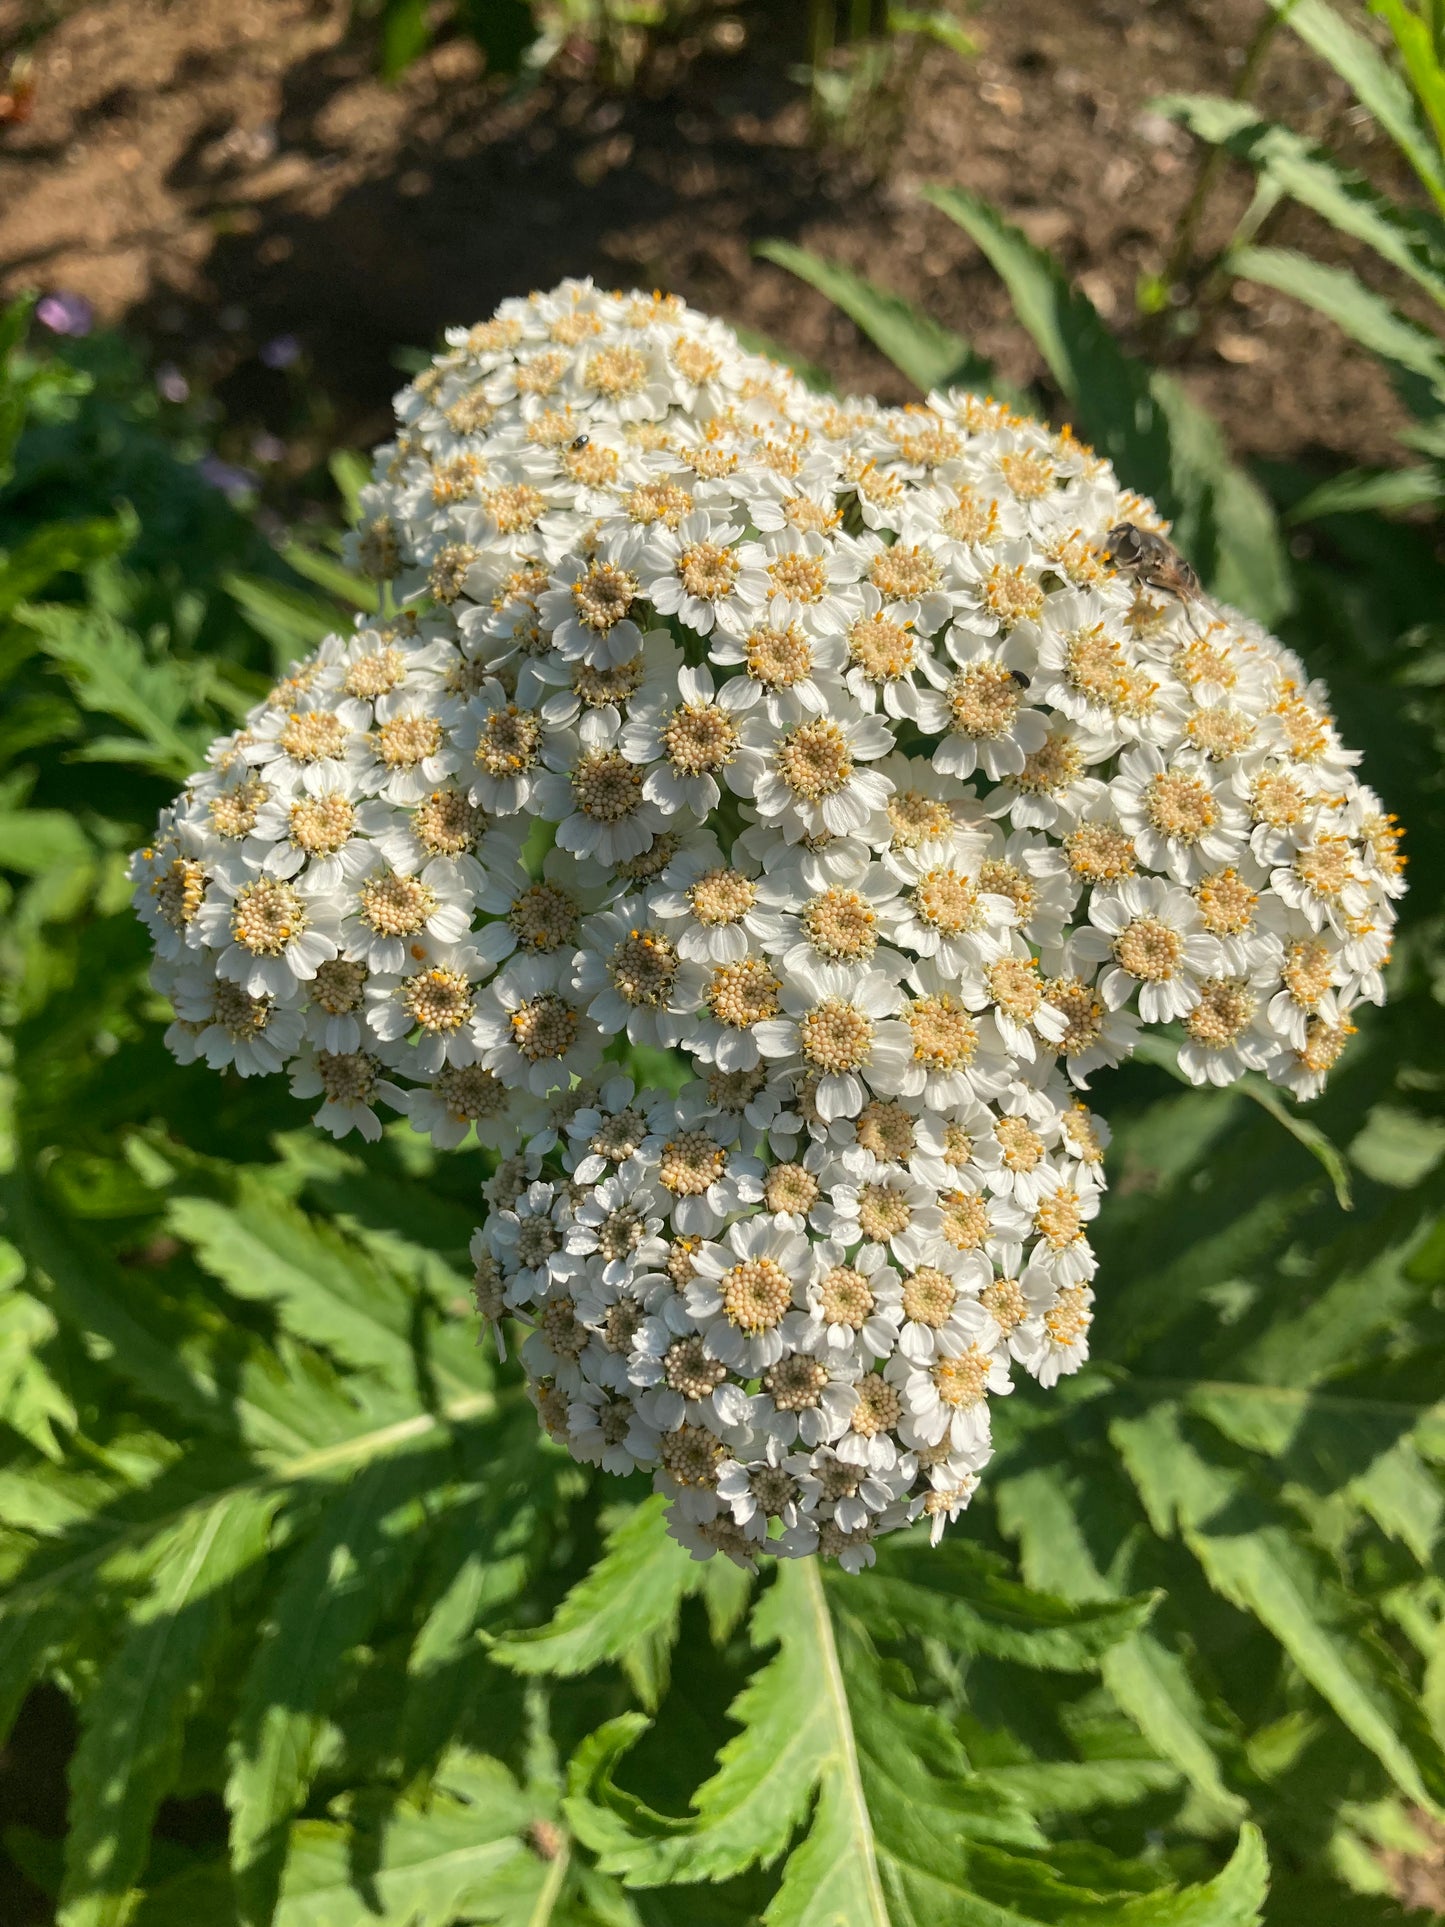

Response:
(133, 281), (1404, 1567)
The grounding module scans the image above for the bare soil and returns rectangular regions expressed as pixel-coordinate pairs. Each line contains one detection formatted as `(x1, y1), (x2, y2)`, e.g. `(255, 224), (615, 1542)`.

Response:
(0, 1), (1429, 478)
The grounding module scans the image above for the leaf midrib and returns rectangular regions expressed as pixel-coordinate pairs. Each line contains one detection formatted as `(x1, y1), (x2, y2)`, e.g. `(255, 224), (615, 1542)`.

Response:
(802, 1560), (889, 1927)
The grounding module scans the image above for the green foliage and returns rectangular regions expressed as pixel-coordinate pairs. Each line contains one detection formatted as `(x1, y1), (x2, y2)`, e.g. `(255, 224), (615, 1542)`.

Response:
(3, 75), (1445, 1914)
(1156, 0), (1445, 513)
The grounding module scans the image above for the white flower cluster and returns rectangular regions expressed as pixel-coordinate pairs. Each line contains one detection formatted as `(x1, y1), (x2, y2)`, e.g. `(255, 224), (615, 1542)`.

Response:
(132, 281), (1405, 1570)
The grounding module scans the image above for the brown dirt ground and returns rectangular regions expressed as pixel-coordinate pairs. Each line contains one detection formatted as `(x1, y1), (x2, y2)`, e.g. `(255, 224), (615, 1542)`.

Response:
(0, 0), (1430, 494)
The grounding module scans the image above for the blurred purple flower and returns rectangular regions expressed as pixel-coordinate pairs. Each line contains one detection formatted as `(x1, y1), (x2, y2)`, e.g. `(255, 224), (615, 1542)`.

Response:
(36, 292), (94, 338)
(196, 453), (259, 503)
(156, 363), (190, 404)
(250, 431), (287, 465)
(259, 333), (301, 370)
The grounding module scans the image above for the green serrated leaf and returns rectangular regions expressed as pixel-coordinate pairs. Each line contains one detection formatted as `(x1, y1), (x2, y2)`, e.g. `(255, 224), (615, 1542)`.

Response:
(1231, 244), (1445, 418)
(996, 1466), (1246, 1823)
(754, 239), (1000, 398)
(1271, 0), (1445, 212)
(492, 1498), (695, 1711)
(223, 572), (341, 668)
(59, 1492), (277, 1927)
(226, 1451), (440, 1925)
(1156, 92), (1445, 306)
(855, 1535), (1157, 1669)
(1113, 1402), (1445, 1808)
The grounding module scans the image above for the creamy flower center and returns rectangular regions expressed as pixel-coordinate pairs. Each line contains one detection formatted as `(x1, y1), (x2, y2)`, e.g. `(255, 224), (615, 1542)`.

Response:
(312, 957), (367, 1014)
(902, 1266), (956, 1328)
(210, 980), (272, 1038)
(659, 1130), (726, 1196)
(414, 787), (482, 856)
(345, 647), (408, 699)
(745, 622), (812, 688)
(913, 866), (982, 936)
(1186, 978), (1255, 1048)
(279, 710), (347, 763)
(1035, 1189), (1084, 1248)
(946, 663), (1024, 740)
(1283, 938), (1334, 1010)
(435, 1062), (509, 1121)
(573, 656), (645, 706)
(934, 1347), (990, 1409)
(597, 1206), (644, 1263)
(404, 967), (474, 1033)
(665, 1334), (727, 1398)
(854, 1098), (915, 1163)
(764, 1162), (820, 1216)
(1064, 821), (1138, 882)
(515, 350), (568, 395)
(777, 719), (854, 800)
(591, 1107), (648, 1162)
(1195, 867), (1256, 937)
(783, 495), (840, 534)
(209, 778), (267, 839)
(1014, 730), (1084, 796)
(573, 748), (644, 822)
(360, 871), (436, 937)
(942, 487), (998, 544)
(987, 956), (1043, 1021)
(289, 794), (355, 855)
(1296, 836), (1353, 899)
(800, 998), (873, 1072)
(1146, 770), (1216, 843)
(585, 345), (647, 397)
(603, 1299), (643, 1353)
(572, 561), (638, 632)
(998, 449), (1055, 499)
(659, 1422), (724, 1488)
(802, 889), (877, 961)
(475, 706), (542, 777)
(1298, 1015), (1354, 1075)
(663, 702), (739, 775)
(428, 543), (478, 603)
(1044, 976), (1104, 1056)
(707, 957), (781, 1029)
(870, 544), (939, 599)
(857, 1180), (912, 1242)
(315, 1049), (379, 1105)
(689, 867), (756, 925)
(848, 613), (914, 683)
(980, 1275), (1026, 1332)
(625, 481), (692, 527)
(678, 541), (739, 601)
(1114, 915), (1184, 981)
(995, 1116), (1044, 1171)
(851, 1376), (903, 1435)
(819, 1265), (873, 1328)
(609, 927), (679, 1006)
(722, 1256), (793, 1333)
(510, 993), (579, 1061)
(154, 856), (207, 928)
(940, 1189), (989, 1251)
(708, 1065), (767, 1111)
(905, 994), (977, 1070)
(1045, 1284), (1093, 1346)
(509, 882), (579, 953)
(982, 563), (1044, 625)
(231, 878), (306, 955)
(1188, 707), (1256, 760)
(672, 336), (723, 384)
(889, 789), (954, 849)
(564, 441), (620, 486)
